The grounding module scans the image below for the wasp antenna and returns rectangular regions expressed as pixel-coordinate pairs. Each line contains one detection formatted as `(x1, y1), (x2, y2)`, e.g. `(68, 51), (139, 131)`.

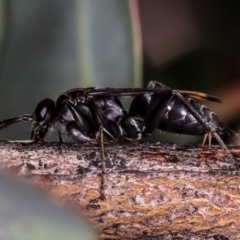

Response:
(0, 115), (33, 131)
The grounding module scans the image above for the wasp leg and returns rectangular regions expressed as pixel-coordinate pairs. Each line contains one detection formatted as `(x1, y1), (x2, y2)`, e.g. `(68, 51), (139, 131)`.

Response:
(58, 131), (64, 143)
(99, 126), (107, 200)
(7, 140), (36, 144)
(172, 90), (239, 170)
(58, 97), (116, 199)
(54, 96), (97, 142)
(202, 132), (212, 148)
(95, 126), (116, 143)
(95, 126), (118, 200)
(55, 131), (64, 154)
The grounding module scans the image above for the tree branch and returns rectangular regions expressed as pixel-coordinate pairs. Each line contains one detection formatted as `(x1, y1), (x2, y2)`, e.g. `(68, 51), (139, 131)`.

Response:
(0, 141), (240, 239)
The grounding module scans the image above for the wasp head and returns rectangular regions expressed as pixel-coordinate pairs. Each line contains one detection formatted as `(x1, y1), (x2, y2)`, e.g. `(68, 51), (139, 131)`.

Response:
(31, 99), (55, 142)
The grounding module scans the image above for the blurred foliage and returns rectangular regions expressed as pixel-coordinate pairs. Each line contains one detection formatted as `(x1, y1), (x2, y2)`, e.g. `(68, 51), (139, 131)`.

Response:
(77, 0), (142, 88)
(0, 172), (96, 240)
(0, 0), (5, 54)
(143, 49), (234, 91)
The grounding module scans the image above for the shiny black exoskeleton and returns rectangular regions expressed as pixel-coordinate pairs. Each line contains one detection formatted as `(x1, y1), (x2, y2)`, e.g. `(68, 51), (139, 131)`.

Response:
(0, 81), (239, 170)
(129, 81), (225, 137)
(32, 88), (146, 143)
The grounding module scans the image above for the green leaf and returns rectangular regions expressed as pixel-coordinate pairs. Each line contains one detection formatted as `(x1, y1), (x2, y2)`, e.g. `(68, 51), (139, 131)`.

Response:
(77, 0), (142, 88)
(0, 173), (96, 240)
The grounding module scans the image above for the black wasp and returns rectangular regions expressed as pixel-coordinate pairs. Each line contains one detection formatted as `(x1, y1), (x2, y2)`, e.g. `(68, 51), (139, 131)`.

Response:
(0, 81), (239, 198)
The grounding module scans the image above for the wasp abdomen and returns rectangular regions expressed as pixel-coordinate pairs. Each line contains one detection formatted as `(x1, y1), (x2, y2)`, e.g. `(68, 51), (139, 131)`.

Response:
(159, 97), (223, 136)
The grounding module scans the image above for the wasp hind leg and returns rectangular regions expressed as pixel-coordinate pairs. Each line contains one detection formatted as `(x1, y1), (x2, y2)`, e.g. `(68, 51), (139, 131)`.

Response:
(172, 90), (239, 170)
(99, 126), (107, 200)
(202, 132), (212, 148)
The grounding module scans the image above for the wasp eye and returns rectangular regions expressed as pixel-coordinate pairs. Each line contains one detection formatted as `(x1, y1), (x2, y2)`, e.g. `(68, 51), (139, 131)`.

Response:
(35, 99), (55, 123)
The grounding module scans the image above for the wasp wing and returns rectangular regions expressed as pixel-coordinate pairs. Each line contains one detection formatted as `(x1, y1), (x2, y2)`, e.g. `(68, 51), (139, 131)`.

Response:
(65, 87), (157, 98)
(89, 88), (223, 103)
(176, 90), (222, 103)
(65, 87), (222, 103)
(86, 88), (164, 98)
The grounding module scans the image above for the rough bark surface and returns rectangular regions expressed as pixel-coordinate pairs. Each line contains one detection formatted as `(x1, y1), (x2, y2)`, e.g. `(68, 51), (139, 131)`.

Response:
(0, 141), (240, 240)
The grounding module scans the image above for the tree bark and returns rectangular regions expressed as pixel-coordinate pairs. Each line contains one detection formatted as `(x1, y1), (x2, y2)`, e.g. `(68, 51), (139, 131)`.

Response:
(0, 141), (240, 240)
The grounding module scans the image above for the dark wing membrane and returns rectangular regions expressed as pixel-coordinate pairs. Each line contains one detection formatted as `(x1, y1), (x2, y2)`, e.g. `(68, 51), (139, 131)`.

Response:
(86, 88), (164, 98)
(64, 87), (160, 98)
(64, 87), (222, 102)
(88, 88), (222, 103)
(177, 90), (222, 103)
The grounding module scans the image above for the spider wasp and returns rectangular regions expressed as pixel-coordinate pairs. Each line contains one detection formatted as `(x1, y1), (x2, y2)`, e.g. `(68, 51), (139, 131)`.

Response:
(0, 81), (239, 199)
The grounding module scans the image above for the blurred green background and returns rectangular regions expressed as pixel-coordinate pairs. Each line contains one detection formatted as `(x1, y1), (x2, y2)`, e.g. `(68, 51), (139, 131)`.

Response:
(1, 0), (240, 143)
